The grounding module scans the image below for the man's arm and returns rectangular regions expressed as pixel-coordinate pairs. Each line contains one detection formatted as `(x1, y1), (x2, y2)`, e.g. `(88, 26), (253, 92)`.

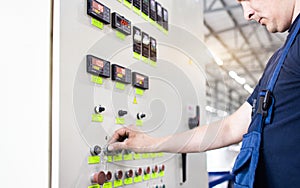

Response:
(108, 102), (252, 153)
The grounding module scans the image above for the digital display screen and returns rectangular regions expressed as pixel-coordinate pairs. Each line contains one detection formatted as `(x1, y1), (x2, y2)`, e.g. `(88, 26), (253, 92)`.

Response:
(116, 67), (125, 79)
(111, 12), (131, 35)
(111, 64), (132, 84)
(92, 1), (104, 14)
(133, 26), (142, 54)
(132, 72), (149, 90)
(142, 0), (149, 15)
(142, 32), (150, 58)
(86, 55), (110, 78)
(87, 0), (110, 24)
(149, 0), (156, 21)
(133, 0), (141, 9)
(162, 7), (168, 30)
(156, 2), (162, 26)
(150, 37), (157, 62)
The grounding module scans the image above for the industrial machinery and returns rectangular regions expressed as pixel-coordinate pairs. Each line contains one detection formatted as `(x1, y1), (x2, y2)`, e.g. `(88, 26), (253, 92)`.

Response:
(53, 0), (213, 187)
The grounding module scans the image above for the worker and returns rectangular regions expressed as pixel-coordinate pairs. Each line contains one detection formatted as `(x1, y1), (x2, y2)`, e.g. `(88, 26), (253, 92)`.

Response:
(108, 0), (300, 187)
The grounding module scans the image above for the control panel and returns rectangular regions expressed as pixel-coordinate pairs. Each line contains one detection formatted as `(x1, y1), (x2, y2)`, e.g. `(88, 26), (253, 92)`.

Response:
(54, 0), (208, 188)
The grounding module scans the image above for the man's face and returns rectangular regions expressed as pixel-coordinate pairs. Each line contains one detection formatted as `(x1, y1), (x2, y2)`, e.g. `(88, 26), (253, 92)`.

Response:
(238, 0), (294, 33)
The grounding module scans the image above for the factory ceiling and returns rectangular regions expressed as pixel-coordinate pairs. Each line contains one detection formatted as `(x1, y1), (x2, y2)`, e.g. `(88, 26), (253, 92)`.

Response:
(203, 0), (287, 113)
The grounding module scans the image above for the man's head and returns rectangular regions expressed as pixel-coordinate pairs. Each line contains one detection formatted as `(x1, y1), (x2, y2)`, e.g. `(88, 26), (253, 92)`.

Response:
(237, 0), (299, 33)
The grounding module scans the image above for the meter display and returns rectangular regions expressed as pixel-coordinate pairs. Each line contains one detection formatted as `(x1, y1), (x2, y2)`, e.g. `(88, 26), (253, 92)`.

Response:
(132, 72), (149, 90)
(155, 2), (162, 26)
(133, 26), (142, 55)
(162, 7), (168, 30)
(86, 55), (110, 78)
(142, 32), (150, 58)
(150, 37), (157, 62)
(149, 0), (156, 21)
(87, 0), (111, 24)
(141, 0), (149, 16)
(133, 0), (141, 10)
(111, 12), (131, 35)
(111, 64), (132, 84)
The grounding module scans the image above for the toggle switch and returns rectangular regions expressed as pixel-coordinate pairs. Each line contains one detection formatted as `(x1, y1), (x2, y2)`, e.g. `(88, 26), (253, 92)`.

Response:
(106, 171), (112, 181)
(115, 170), (123, 180)
(118, 110), (128, 117)
(125, 169), (134, 178)
(152, 165), (158, 173)
(144, 166), (151, 175)
(137, 112), (146, 120)
(135, 168), (143, 176)
(90, 145), (101, 156)
(159, 164), (165, 172)
(94, 105), (105, 114)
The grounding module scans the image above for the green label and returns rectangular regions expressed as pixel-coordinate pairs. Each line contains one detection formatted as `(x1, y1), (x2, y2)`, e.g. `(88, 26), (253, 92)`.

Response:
(91, 75), (103, 84)
(117, 0), (122, 2)
(113, 154), (123, 161)
(114, 180), (123, 187)
(133, 6), (140, 15)
(149, 60), (157, 67)
(135, 119), (143, 126)
(103, 182), (112, 188)
(92, 114), (103, 122)
(157, 24), (164, 32)
(150, 153), (157, 158)
(149, 18), (156, 26)
(115, 117), (125, 125)
(88, 184), (100, 188)
(142, 153), (149, 159)
(143, 174), (151, 181)
(151, 172), (158, 179)
(157, 152), (164, 157)
(123, 153), (133, 161)
(133, 176), (142, 183)
(107, 156), (113, 162)
(116, 31), (126, 40)
(123, 0), (131, 8)
(141, 12), (149, 21)
(124, 177), (133, 185)
(133, 153), (141, 160)
(88, 156), (100, 164)
(91, 18), (104, 29)
(135, 88), (144, 96)
(116, 82), (125, 90)
(133, 52), (141, 60)
(159, 171), (165, 177)
(141, 56), (149, 64)
(136, 119), (143, 126)
(163, 29), (168, 35)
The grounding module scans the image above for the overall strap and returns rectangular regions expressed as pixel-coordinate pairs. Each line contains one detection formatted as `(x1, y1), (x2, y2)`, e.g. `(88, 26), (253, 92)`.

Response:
(255, 19), (300, 132)
(267, 20), (300, 92)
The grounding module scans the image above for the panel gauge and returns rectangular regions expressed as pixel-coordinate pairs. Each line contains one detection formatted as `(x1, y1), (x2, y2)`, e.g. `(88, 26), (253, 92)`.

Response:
(132, 72), (149, 90)
(86, 55), (110, 78)
(111, 64), (132, 84)
(87, 0), (111, 24)
(111, 12), (132, 35)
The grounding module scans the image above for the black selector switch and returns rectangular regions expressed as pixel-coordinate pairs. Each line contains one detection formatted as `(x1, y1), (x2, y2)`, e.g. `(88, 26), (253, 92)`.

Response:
(118, 110), (128, 117)
(188, 105), (200, 129)
(95, 105), (105, 114)
(90, 145), (102, 156)
(137, 112), (146, 120)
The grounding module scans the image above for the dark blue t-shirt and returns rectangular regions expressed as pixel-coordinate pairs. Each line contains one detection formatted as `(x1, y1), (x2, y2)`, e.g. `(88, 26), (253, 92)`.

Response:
(247, 15), (300, 187)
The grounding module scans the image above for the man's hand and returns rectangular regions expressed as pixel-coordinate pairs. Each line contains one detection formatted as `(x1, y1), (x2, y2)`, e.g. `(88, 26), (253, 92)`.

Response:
(107, 125), (159, 153)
